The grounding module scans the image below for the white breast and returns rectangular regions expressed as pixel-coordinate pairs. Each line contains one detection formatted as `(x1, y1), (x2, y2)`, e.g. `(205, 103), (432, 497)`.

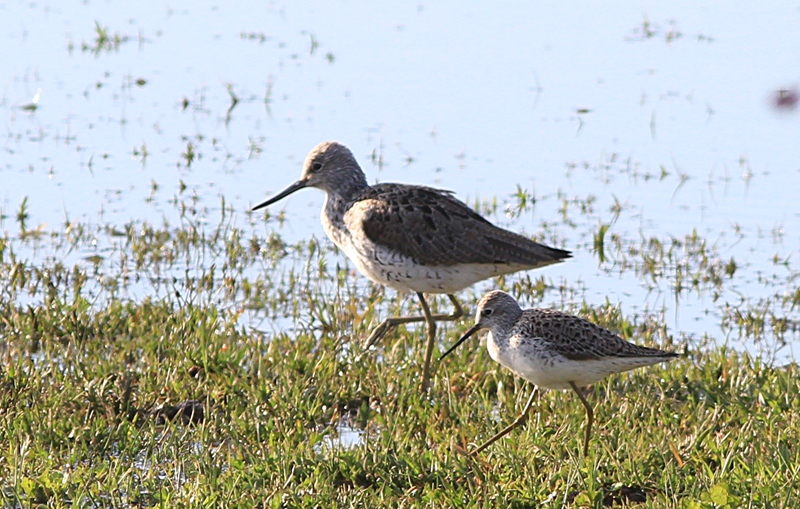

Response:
(322, 203), (518, 294)
(486, 331), (623, 390)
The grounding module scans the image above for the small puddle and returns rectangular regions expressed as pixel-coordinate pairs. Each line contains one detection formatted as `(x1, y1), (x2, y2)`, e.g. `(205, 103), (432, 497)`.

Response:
(315, 419), (366, 451)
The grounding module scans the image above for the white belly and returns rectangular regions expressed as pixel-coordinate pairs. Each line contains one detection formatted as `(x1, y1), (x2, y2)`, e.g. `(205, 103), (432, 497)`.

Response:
(324, 217), (514, 294)
(486, 331), (659, 390)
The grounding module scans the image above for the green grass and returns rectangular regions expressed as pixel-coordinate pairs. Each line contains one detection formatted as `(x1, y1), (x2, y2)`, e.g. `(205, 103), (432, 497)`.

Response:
(2, 296), (799, 507)
(1, 195), (799, 507)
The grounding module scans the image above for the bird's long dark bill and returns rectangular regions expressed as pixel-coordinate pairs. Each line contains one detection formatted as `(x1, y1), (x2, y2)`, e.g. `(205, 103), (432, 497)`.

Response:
(251, 180), (308, 211)
(439, 324), (481, 361)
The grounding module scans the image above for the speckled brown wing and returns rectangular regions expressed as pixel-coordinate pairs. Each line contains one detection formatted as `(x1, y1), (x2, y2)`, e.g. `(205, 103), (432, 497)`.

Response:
(349, 183), (571, 268)
(516, 308), (678, 361)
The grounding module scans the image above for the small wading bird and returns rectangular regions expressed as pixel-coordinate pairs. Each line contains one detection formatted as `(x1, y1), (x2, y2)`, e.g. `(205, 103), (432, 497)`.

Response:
(252, 142), (571, 391)
(440, 290), (678, 455)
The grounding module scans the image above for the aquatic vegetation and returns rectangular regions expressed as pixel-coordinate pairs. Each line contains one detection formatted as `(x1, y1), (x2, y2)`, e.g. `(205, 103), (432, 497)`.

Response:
(2, 2), (799, 506)
(0, 176), (798, 506)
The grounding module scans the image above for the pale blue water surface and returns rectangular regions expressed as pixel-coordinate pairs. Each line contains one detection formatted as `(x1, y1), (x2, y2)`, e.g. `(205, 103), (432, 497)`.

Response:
(2, 1), (799, 358)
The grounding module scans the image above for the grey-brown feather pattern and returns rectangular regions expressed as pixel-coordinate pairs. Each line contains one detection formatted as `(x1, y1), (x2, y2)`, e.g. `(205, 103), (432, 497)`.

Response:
(513, 308), (678, 361)
(441, 290), (677, 455)
(352, 184), (571, 268)
(254, 142), (573, 393)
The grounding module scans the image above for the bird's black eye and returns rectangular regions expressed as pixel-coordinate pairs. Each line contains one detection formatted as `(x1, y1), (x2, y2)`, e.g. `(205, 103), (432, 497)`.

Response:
(482, 308), (493, 316)
(311, 162), (323, 172)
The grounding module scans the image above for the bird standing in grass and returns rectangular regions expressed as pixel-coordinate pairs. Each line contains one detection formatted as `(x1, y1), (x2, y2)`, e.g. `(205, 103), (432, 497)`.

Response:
(253, 142), (571, 391)
(440, 290), (677, 454)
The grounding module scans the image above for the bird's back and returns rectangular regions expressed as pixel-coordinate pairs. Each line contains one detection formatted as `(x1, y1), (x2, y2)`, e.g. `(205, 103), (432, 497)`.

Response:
(345, 183), (571, 269)
(492, 308), (677, 389)
(512, 308), (676, 361)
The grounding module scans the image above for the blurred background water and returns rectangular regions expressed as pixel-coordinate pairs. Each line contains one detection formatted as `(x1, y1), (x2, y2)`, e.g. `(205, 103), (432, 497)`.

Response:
(2, 1), (799, 358)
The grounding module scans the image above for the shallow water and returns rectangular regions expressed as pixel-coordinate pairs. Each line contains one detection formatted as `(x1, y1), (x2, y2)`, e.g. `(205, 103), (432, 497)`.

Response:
(2, 1), (799, 358)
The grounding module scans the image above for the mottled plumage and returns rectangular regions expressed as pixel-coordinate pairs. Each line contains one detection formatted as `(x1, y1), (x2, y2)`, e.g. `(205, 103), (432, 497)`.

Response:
(253, 142), (571, 390)
(441, 290), (677, 455)
(352, 184), (566, 270)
